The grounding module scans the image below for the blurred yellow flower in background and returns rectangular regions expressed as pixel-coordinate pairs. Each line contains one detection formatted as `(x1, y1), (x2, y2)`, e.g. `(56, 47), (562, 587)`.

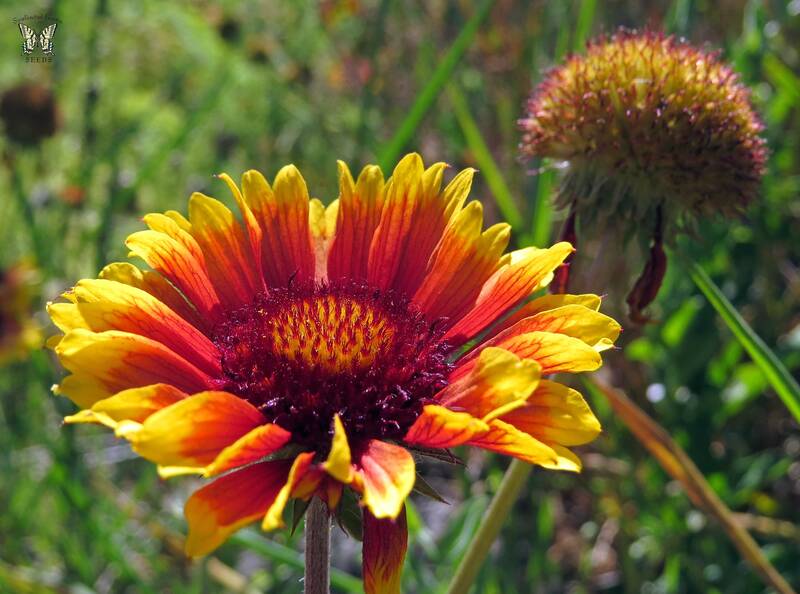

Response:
(0, 262), (42, 365)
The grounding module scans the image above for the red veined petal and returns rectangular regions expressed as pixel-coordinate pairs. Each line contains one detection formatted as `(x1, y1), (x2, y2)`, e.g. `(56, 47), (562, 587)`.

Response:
(328, 162), (385, 282)
(443, 242), (574, 344)
(491, 293), (603, 337)
(403, 404), (488, 448)
(363, 506), (408, 594)
(413, 200), (510, 322)
(98, 262), (209, 334)
(54, 329), (213, 408)
(241, 166), (315, 287)
(477, 304), (620, 354)
(125, 229), (222, 321)
(124, 391), (265, 467)
(354, 440), (415, 520)
(204, 423), (293, 477)
(439, 347), (541, 421)
(184, 460), (292, 557)
(452, 331), (602, 382)
(188, 192), (264, 308)
(500, 380), (601, 446)
(70, 278), (220, 376)
(468, 419), (580, 471)
(216, 172), (266, 288)
(367, 154), (425, 291)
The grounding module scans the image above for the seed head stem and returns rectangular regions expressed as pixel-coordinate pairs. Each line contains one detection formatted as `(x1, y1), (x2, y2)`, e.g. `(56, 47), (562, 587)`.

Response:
(445, 459), (532, 594)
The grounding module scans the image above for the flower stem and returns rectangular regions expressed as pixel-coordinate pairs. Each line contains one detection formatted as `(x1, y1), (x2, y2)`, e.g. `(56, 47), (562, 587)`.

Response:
(445, 459), (532, 594)
(304, 497), (331, 594)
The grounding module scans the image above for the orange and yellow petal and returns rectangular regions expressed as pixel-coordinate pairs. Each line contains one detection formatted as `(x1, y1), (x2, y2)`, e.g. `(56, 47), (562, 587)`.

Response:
(184, 459), (292, 557)
(98, 262), (208, 333)
(204, 423), (292, 477)
(413, 201), (510, 322)
(468, 419), (581, 471)
(328, 162), (385, 282)
(354, 440), (415, 520)
(489, 293), (604, 338)
(64, 383), (186, 427)
(241, 166), (315, 287)
(500, 379), (601, 446)
(454, 331), (602, 383)
(403, 404), (489, 448)
(388, 161), (453, 296)
(480, 331), (602, 376)
(322, 414), (354, 483)
(125, 229), (222, 320)
(188, 192), (264, 308)
(439, 347), (541, 421)
(367, 154), (426, 291)
(123, 391), (265, 467)
(69, 278), (221, 376)
(363, 506), (408, 594)
(443, 242), (574, 344)
(367, 157), (476, 297)
(54, 329), (213, 408)
(262, 452), (317, 531)
(216, 172), (266, 289)
(486, 303), (620, 352)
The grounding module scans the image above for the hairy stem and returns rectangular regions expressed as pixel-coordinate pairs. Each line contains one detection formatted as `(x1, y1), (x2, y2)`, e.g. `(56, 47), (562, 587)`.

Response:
(304, 497), (331, 594)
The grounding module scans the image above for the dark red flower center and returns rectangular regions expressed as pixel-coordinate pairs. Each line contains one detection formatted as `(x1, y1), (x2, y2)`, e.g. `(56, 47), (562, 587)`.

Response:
(213, 280), (454, 453)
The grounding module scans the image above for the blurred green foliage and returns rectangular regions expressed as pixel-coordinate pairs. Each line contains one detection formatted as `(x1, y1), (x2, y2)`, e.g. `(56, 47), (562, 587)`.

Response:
(0, 1), (798, 593)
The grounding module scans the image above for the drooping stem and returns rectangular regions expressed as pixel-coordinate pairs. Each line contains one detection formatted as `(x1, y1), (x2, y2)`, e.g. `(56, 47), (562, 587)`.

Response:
(445, 459), (532, 594)
(304, 497), (331, 594)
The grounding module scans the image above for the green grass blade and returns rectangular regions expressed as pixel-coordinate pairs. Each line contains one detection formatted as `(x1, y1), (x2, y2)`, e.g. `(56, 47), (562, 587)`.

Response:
(573, 0), (597, 50)
(95, 63), (231, 268)
(231, 530), (364, 593)
(684, 255), (800, 423)
(447, 84), (523, 229)
(377, 0), (494, 171)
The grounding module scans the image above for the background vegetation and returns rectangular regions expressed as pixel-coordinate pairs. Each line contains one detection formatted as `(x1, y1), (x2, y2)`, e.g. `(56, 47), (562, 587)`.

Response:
(1, 1), (798, 592)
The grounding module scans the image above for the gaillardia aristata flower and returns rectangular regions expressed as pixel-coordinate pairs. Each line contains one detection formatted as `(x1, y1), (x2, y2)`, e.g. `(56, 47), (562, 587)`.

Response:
(48, 154), (619, 593)
(520, 30), (766, 320)
(1, 262), (41, 365)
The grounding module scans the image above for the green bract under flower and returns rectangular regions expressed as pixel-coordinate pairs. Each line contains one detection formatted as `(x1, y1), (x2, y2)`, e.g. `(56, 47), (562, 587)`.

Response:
(520, 29), (766, 232)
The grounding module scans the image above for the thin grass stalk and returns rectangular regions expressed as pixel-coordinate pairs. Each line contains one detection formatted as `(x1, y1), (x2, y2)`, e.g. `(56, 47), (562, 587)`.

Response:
(377, 0), (494, 170)
(7, 156), (48, 269)
(448, 84), (524, 229)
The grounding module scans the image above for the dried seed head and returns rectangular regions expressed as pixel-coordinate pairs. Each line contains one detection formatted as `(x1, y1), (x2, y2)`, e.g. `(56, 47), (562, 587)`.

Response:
(520, 29), (766, 234)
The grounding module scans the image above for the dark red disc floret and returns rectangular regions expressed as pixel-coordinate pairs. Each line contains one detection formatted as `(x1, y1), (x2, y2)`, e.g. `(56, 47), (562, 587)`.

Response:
(212, 280), (454, 454)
